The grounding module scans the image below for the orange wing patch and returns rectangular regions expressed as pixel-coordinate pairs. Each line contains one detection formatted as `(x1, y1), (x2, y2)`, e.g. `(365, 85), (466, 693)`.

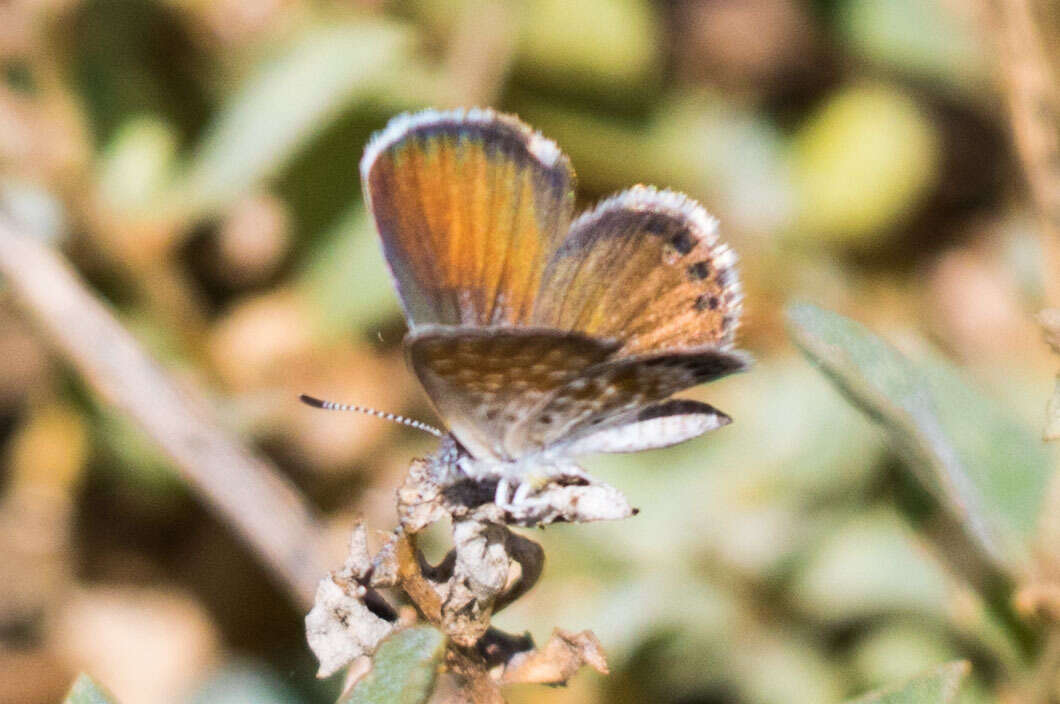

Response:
(531, 186), (742, 356)
(362, 109), (576, 328)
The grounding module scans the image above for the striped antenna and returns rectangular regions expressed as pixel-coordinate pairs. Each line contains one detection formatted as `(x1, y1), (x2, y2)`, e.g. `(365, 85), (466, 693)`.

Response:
(299, 394), (443, 437)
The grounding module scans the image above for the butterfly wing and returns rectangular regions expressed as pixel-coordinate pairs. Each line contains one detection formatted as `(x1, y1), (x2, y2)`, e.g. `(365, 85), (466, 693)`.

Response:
(564, 399), (731, 455)
(532, 186), (742, 356)
(510, 345), (750, 454)
(405, 326), (618, 460)
(367, 115), (750, 463)
(361, 109), (576, 328)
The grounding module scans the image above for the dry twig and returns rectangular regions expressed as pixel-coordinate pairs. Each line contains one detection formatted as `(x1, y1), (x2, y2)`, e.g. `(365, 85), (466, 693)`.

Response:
(306, 439), (630, 701)
(993, 0), (1060, 250)
(0, 209), (331, 610)
(994, 4), (1060, 692)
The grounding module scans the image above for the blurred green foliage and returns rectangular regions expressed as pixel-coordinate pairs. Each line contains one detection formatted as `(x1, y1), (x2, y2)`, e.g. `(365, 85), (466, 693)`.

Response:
(845, 661), (969, 704)
(787, 303), (1051, 577)
(63, 674), (121, 704)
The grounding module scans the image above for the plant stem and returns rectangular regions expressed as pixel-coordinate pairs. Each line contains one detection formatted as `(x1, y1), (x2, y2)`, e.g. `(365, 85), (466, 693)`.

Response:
(0, 212), (332, 610)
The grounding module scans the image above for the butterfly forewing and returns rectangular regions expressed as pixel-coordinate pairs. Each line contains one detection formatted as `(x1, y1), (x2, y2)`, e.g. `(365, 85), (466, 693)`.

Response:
(405, 326), (618, 460)
(361, 109), (576, 328)
(532, 186), (742, 356)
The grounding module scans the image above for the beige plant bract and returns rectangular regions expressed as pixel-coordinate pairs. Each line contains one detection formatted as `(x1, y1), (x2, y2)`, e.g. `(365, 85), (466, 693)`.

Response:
(305, 454), (628, 700)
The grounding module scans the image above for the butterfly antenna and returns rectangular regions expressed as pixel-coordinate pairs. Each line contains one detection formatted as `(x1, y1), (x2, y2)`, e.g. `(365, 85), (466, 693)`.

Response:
(299, 394), (444, 438)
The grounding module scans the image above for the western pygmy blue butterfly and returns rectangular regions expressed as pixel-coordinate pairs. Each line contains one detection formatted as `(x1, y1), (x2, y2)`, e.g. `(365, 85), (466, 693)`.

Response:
(304, 108), (749, 513)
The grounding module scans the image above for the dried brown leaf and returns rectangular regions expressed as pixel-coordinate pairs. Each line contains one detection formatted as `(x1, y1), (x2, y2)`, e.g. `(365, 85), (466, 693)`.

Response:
(500, 629), (609, 686)
(305, 577), (394, 678)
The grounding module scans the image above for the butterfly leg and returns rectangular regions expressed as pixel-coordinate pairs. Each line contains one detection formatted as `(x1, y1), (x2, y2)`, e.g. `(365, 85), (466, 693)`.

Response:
(502, 473), (553, 514)
(511, 481), (535, 506)
(493, 474), (550, 515)
(494, 476), (513, 509)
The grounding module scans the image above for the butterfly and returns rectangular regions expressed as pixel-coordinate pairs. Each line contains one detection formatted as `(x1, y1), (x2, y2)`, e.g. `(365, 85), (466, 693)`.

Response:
(352, 108), (748, 511)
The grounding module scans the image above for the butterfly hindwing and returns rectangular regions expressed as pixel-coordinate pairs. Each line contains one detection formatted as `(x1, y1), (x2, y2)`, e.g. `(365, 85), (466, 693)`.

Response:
(405, 326), (618, 460)
(362, 109), (576, 328)
(512, 346), (750, 454)
(564, 399), (731, 455)
(532, 186), (742, 356)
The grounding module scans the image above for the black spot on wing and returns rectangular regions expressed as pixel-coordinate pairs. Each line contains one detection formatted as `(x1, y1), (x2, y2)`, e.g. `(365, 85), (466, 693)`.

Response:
(688, 261), (711, 280)
(670, 229), (694, 255)
(693, 294), (719, 312)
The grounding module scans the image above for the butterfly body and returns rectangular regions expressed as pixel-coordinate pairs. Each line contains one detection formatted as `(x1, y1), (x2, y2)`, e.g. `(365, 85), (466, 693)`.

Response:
(361, 108), (749, 512)
(448, 437), (583, 492)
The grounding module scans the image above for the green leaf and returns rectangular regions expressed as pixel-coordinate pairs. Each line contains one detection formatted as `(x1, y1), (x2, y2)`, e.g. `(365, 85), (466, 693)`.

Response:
(337, 626), (445, 704)
(845, 661), (970, 703)
(170, 20), (412, 219)
(63, 674), (122, 704)
(785, 303), (1052, 576)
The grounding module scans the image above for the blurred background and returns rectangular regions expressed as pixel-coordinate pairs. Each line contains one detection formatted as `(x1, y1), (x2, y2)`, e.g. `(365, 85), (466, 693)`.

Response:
(1, 0), (1058, 702)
